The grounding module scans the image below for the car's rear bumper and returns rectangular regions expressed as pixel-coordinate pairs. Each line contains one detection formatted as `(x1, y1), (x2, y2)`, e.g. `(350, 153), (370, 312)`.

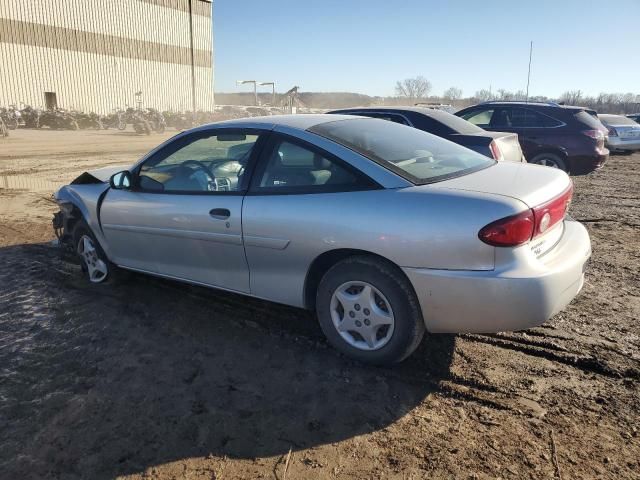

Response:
(568, 150), (609, 175)
(403, 219), (591, 333)
(606, 137), (640, 151)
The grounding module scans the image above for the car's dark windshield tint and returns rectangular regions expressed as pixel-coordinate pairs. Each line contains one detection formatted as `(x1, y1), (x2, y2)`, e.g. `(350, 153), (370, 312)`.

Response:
(309, 118), (494, 184)
(426, 110), (485, 134)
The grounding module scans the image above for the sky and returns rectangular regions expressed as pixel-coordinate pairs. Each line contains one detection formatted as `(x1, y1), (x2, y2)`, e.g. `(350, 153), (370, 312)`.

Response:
(212, 0), (640, 98)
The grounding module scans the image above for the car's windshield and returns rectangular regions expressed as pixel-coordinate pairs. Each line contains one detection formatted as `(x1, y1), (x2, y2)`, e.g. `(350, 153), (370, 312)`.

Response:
(427, 109), (485, 135)
(598, 114), (638, 126)
(309, 118), (494, 184)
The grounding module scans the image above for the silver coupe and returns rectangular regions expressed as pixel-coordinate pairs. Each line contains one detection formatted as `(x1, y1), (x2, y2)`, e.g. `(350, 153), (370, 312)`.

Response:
(53, 115), (591, 364)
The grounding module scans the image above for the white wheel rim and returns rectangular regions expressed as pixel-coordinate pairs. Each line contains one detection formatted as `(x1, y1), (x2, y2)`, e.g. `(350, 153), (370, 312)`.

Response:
(77, 235), (108, 283)
(536, 158), (559, 168)
(330, 281), (395, 351)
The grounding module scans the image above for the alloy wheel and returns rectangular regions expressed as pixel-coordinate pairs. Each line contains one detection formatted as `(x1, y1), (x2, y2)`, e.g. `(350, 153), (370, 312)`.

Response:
(330, 281), (395, 351)
(77, 235), (108, 283)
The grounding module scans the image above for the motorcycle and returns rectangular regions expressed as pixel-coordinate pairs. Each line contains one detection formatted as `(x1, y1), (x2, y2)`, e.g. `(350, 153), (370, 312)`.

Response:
(163, 111), (192, 131)
(38, 109), (79, 130)
(143, 108), (166, 133)
(125, 108), (151, 135)
(73, 110), (103, 130)
(0, 107), (19, 130)
(0, 116), (8, 138)
(20, 106), (41, 128)
(102, 109), (127, 130)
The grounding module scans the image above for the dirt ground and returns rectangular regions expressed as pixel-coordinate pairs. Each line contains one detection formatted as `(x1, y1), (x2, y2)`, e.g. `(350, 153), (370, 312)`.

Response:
(0, 129), (638, 480)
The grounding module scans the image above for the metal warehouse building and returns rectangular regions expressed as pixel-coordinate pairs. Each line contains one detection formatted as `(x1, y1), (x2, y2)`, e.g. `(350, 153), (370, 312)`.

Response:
(0, 0), (214, 114)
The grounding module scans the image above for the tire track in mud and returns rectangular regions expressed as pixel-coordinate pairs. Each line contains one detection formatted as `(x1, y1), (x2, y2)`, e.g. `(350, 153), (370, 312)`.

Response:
(461, 333), (640, 380)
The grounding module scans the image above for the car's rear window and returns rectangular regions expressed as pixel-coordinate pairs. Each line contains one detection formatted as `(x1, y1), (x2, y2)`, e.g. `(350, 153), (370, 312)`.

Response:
(598, 114), (638, 126)
(575, 110), (605, 129)
(309, 118), (494, 185)
(424, 109), (485, 134)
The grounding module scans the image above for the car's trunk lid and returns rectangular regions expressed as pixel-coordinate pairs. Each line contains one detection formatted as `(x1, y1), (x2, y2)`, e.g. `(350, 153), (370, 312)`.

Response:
(612, 124), (640, 140)
(433, 161), (570, 208)
(433, 162), (573, 257)
(476, 131), (524, 163)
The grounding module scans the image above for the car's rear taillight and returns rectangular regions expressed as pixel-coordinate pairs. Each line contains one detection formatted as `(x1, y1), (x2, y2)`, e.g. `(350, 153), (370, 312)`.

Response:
(607, 127), (618, 137)
(531, 184), (573, 236)
(479, 183), (573, 247)
(478, 210), (535, 247)
(582, 129), (604, 140)
(489, 140), (503, 161)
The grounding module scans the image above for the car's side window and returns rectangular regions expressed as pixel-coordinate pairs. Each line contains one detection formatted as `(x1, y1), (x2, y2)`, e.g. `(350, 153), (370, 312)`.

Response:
(490, 108), (563, 129)
(507, 108), (561, 128)
(251, 137), (377, 193)
(460, 109), (494, 127)
(490, 108), (513, 128)
(137, 131), (261, 193)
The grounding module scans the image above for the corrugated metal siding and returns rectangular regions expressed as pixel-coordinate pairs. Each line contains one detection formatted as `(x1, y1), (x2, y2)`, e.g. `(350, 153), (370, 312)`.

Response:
(0, 0), (214, 114)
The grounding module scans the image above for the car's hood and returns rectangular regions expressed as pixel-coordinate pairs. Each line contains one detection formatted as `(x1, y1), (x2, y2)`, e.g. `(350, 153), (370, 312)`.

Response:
(69, 165), (130, 185)
(86, 165), (130, 182)
(433, 162), (571, 208)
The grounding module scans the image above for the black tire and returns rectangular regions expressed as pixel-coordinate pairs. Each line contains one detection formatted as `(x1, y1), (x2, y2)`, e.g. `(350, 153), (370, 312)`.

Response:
(530, 152), (568, 172)
(72, 221), (115, 284)
(7, 118), (18, 130)
(316, 256), (425, 365)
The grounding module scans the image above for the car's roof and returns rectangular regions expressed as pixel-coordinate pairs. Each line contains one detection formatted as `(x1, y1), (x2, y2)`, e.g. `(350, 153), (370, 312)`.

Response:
(330, 105), (464, 120)
(205, 114), (357, 131)
(473, 101), (588, 111)
(332, 105), (445, 114)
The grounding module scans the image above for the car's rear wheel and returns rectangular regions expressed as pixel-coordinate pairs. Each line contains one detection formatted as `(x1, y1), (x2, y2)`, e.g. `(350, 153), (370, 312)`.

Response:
(316, 256), (425, 365)
(73, 222), (111, 283)
(530, 152), (568, 172)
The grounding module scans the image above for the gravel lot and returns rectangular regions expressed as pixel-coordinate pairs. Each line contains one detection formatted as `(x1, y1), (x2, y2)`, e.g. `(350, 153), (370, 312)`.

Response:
(0, 130), (638, 479)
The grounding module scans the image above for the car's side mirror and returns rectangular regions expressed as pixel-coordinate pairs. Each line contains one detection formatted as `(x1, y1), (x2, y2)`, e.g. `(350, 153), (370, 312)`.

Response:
(110, 171), (132, 190)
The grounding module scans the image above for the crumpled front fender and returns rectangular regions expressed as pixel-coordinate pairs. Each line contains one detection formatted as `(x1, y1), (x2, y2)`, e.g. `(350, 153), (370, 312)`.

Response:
(54, 183), (112, 256)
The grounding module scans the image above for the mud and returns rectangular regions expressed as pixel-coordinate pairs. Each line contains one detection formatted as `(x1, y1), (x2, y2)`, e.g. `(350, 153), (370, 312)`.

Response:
(0, 130), (638, 479)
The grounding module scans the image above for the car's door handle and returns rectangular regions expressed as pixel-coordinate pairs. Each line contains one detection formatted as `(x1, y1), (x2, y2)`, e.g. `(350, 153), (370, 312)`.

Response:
(209, 208), (231, 220)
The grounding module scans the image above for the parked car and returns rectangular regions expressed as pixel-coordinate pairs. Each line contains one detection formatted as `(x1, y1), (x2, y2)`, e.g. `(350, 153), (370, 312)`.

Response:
(328, 106), (524, 163)
(53, 115), (591, 365)
(626, 113), (640, 123)
(598, 114), (640, 153)
(455, 102), (609, 174)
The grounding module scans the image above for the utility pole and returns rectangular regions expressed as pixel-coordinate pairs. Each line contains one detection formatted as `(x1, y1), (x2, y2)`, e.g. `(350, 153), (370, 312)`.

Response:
(259, 82), (276, 105)
(188, 0), (197, 114)
(526, 41), (533, 103)
(237, 80), (258, 105)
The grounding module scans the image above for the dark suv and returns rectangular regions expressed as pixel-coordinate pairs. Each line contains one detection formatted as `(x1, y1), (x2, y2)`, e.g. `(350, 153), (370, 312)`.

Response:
(455, 102), (608, 174)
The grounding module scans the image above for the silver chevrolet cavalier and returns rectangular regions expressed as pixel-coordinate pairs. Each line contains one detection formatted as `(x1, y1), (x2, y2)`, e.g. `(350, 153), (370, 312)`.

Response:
(53, 115), (591, 364)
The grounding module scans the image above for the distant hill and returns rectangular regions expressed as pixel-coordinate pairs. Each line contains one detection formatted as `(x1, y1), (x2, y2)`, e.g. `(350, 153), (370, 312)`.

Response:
(214, 91), (470, 109)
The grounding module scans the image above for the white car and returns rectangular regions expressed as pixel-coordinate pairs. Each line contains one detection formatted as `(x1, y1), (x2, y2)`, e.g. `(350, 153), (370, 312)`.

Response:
(599, 114), (640, 152)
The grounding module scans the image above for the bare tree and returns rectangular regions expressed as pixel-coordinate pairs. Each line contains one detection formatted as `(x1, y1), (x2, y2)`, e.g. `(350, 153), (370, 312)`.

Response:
(395, 76), (432, 100)
(474, 89), (494, 102)
(559, 90), (583, 105)
(443, 87), (463, 101)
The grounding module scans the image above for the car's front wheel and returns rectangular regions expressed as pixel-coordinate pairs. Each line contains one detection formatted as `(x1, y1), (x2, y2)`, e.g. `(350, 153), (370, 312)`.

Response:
(73, 222), (111, 283)
(316, 256), (425, 365)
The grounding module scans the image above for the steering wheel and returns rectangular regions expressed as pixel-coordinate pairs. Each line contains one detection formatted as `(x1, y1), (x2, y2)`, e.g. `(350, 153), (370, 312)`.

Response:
(180, 160), (217, 190)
